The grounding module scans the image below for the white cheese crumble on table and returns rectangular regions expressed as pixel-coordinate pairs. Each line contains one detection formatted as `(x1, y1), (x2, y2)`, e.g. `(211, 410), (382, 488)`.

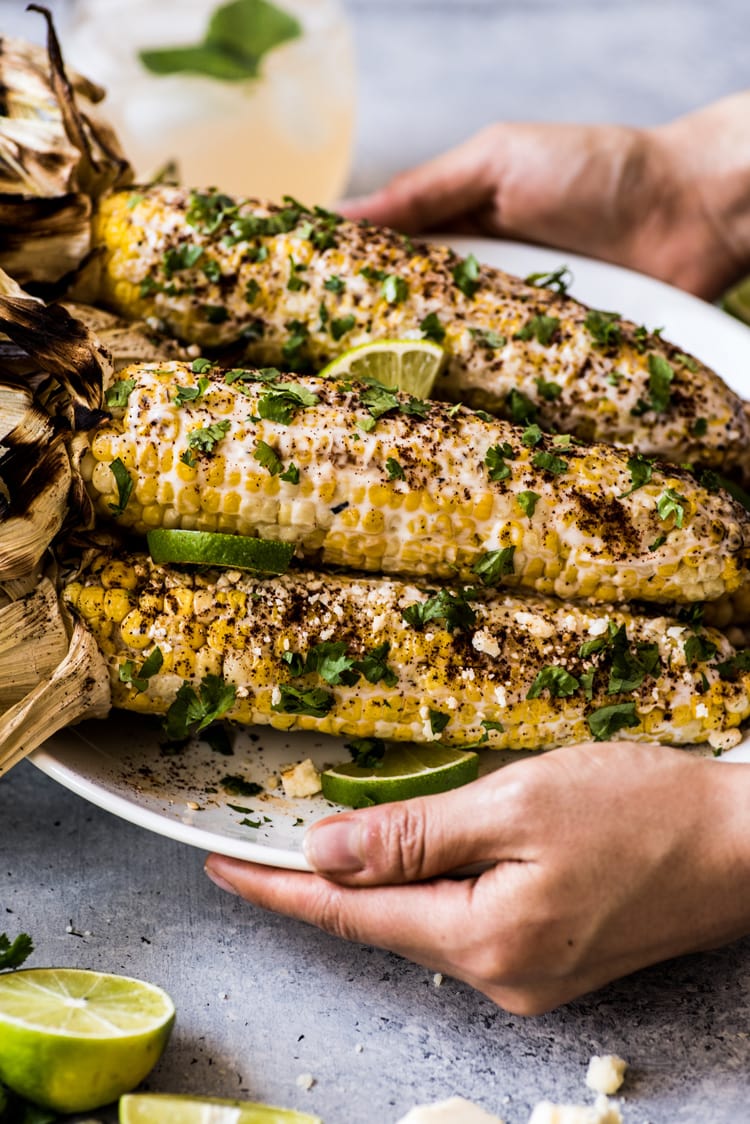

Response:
(295, 1073), (316, 1091)
(528, 1094), (623, 1124)
(396, 1097), (505, 1123)
(586, 1055), (628, 1095)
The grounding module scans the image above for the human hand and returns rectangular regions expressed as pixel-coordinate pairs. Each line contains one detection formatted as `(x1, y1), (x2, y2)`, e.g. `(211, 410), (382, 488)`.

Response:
(205, 743), (750, 1015)
(340, 92), (750, 301)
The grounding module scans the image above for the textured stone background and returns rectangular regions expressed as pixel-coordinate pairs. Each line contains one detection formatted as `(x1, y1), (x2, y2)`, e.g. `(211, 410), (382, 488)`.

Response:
(1, 1), (750, 1121)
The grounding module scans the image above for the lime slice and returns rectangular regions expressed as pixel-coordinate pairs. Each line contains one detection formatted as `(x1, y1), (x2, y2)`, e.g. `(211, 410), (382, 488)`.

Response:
(319, 339), (445, 399)
(147, 529), (294, 573)
(321, 744), (479, 807)
(120, 1094), (321, 1124)
(0, 967), (175, 1113)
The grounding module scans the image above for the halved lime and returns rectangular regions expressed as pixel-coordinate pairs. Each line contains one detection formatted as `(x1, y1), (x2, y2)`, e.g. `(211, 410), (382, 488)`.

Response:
(723, 275), (750, 325)
(0, 967), (175, 1113)
(120, 1094), (321, 1124)
(147, 529), (294, 573)
(319, 339), (445, 399)
(321, 744), (479, 807)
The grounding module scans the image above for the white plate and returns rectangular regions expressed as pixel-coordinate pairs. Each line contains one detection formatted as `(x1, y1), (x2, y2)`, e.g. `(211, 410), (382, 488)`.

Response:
(30, 238), (750, 869)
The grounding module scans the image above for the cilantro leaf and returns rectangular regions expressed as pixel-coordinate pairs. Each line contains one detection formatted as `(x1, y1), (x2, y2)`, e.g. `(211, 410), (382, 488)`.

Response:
(304, 641), (357, 686)
(587, 701), (639, 741)
(272, 684), (334, 717)
(469, 327), (506, 350)
(532, 450), (569, 475)
(221, 775), (262, 796)
(330, 315), (356, 341)
(656, 488), (687, 528)
(420, 312), (445, 343)
(257, 383), (318, 424)
(164, 675), (237, 740)
(632, 354), (675, 415)
(253, 439), (283, 475)
(517, 490), (540, 518)
(279, 462), (299, 484)
(506, 388), (537, 424)
(716, 650), (750, 681)
(192, 357), (214, 374)
(108, 457), (133, 516)
(429, 709), (450, 736)
(174, 376), (210, 406)
(684, 634), (719, 666)
(382, 274), (408, 304)
(0, 932), (33, 970)
(452, 253), (480, 299)
(619, 453), (654, 497)
(690, 417), (708, 437)
(472, 547), (515, 585)
(182, 420), (231, 464)
(402, 589), (476, 633)
(527, 666), (580, 699)
(105, 378), (136, 408)
(535, 375), (561, 400)
(324, 275), (345, 293)
(355, 641), (398, 688)
(385, 457), (405, 481)
(485, 442), (516, 482)
(119, 647), (164, 694)
(584, 308), (622, 349)
(525, 265), (572, 294)
(346, 737), (386, 768)
(515, 314), (560, 346)
(163, 242), (204, 277)
(521, 424), (543, 447)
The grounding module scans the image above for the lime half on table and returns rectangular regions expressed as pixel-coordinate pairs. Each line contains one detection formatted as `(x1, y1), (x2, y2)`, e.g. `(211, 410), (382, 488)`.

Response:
(120, 1094), (321, 1124)
(0, 967), (174, 1112)
(321, 744), (479, 807)
(319, 339), (445, 399)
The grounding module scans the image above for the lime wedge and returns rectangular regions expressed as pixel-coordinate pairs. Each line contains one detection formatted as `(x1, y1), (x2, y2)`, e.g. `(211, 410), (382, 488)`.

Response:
(147, 529), (294, 573)
(0, 967), (175, 1113)
(120, 1094), (321, 1124)
(321, 744), (479, 807)
(319, 339), (445, 399)
(723, 275), (750, 325)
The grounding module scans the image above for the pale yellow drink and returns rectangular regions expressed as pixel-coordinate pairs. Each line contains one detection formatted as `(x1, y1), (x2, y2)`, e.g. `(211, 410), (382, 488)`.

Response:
(66, 0), (355, 204)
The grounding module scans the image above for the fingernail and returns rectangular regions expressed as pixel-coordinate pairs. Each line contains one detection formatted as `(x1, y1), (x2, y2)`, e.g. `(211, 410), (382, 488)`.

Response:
(304, 819), (364, 874)
(204, 860), (240, 896)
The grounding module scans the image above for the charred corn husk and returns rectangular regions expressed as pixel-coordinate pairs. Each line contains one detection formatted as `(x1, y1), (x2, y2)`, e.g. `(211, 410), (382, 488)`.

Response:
(0, 15), (130, 286)
(81, 186), (750, 478)
(60, 551), (750, 753)
(80, 362), (749, 605)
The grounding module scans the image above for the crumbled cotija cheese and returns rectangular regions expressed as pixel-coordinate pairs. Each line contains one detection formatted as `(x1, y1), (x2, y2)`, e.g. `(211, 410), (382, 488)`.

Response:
(396, 1097), (505, 1123)
(528, 1094), (622, 1124)
(586, 1055), (628, 1095)
(280, 758), (322, 797)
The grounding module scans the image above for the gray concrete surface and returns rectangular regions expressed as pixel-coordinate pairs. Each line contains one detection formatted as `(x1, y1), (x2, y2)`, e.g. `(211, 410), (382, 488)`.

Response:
(2, 0), (750, 1120)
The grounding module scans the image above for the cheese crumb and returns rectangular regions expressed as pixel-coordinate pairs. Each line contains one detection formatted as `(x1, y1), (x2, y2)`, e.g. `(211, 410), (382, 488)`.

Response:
(296, 1073), (315, 1091)
(472, 629), (501, 658)
(433, 972), (444, 987)
(281, 759), (322, 798)
(708, 728), (742, 752)
(396, 1097), (505, 1123)
(586, 1055), (627, 1096)
(528, 1094), (622, 1124)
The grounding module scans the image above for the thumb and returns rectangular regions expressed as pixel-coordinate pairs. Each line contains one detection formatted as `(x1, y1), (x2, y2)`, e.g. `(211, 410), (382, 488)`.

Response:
(338, 128), (499, 232)
(303, 769), (523, 886)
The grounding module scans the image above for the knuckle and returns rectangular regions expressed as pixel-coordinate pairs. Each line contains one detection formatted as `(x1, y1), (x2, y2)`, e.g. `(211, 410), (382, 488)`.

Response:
(309, 883), (358, 943)
(367, 803), (429, 882)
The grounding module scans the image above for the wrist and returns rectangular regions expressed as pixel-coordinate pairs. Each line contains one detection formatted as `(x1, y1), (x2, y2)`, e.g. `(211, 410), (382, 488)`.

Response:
(693, 759), (750, 948)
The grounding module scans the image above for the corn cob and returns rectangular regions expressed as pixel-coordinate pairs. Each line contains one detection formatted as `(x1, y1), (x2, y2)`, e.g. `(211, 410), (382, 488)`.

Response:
(59, 550), (750, 753)
(80, 186), (750, 479)
(79, 361), (748, 606)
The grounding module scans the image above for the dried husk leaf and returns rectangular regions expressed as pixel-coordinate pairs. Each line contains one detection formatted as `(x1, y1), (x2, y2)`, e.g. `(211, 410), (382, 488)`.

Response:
(0, 8), (132, 285)
(0, 577), (68, 707)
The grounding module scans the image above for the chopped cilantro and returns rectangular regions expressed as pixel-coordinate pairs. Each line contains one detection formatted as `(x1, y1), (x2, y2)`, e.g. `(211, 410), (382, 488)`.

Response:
(584, 308), (622, 349)
(619, 453), (654, 497)
(676, 352), (699, 372)
(517, 490), (540, 518)
(481, 719), (505, 737)
(202, 256), (221, 282)
(386, 457), (405, 481)
(656, 488), (687, 528)
(648, 534), (667, 552)
(192, 357), (214, 374)
(506, 388), (537, 424)
(279, 462), (300, 484)
(521, 424), (543, 447)
(608, 638), (660, 694)
(105, 378), (136, 408)
(246, 243), (269, 263)
(535, 375), (561, 400)
(587, 701), (639, 740)
(281, 320), (309, 366)
(119, 647), (163, 694)
(532, 450), (569, 475)
(632, 354), (675, 415)
(324, 275), (345, 293)
(286, 256), (309, 292)
(485, 442), (516, 482)
(346, 737), (386, 768)
(690, 417), (708, 437)
(331, 314), (356, 341)
(202, 723), (234, 756)
(222, 775), (262, 797)
(163, 242), (203, 277)
(359, 383), (429, 429)
(684, 634), (719, 665)
(174, 376), (210, 406)
(382, 274), (409, 304)
(472, 546), (515, 585)
(420, 312), (446, 343)
(164, 674), (236, 740)
(204, 304), (228, 324)
(272, 684), (335, 718)
(253, 439), (283, 475)
(0, 932), (33, 971)
(245, 278), (260, 304)
(186, 189), (236, 234)
(515, 314), (560, 346)
(356, 641), (398, 687)
(257, 383), (319, 424)
(181, 420), (231, 465)
(716, 650), (750, 681)
(527, 666), (580, 699)
(108, 457), (133, 516)
(469, 327), (506, 350)
(402, 588), (476, 633)
(429, 709), (450, 736)
(525, 265), (572, 294)
(452, 253), (480, 299)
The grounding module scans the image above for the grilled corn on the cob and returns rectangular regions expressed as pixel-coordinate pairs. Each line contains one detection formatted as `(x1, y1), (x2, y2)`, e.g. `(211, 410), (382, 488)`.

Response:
(82, 186), (750, 478)
(80, 362), (749, 605)
(61, 551), (750, 752)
